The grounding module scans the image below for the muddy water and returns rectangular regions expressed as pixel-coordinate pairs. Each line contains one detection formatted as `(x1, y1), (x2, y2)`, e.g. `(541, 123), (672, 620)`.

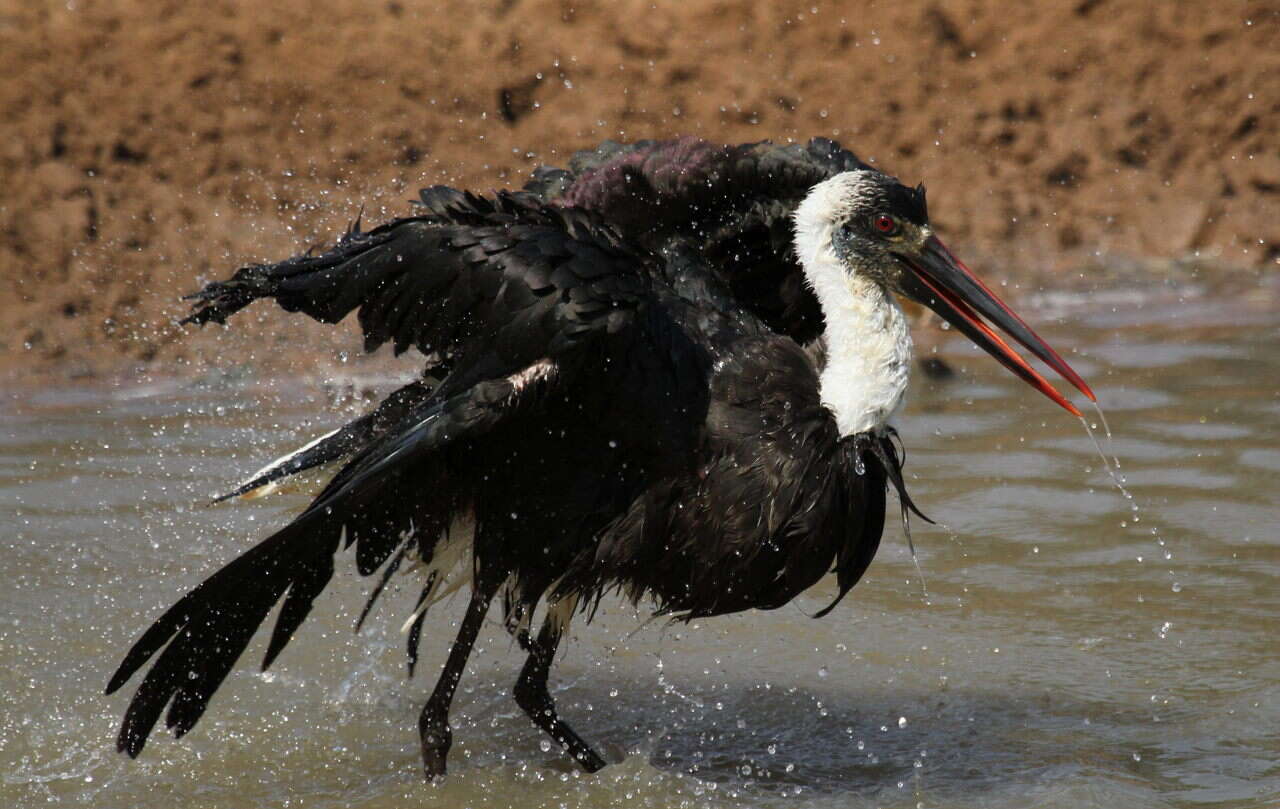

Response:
(3, 293), (1277, 809)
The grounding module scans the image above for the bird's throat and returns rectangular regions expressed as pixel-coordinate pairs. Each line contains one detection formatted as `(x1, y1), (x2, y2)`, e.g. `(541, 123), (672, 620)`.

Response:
(816, 271), (913, 436)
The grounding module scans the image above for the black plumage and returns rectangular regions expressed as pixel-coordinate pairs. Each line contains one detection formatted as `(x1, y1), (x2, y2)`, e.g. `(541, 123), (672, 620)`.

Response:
(108, 186), (910, 777)
(107, 146), (1091, 779)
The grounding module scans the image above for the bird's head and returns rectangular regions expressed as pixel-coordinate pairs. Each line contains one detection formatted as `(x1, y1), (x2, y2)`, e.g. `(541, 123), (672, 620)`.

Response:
(795, 169), (1094, 416)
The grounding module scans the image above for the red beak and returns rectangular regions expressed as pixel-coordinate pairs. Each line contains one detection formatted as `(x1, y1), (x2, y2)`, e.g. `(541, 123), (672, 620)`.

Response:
(896, 236), (1095, 417)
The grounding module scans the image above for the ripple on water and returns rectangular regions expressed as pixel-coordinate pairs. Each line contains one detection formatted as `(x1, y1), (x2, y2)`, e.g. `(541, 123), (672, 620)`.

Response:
(1160, 499), (1278, 545)
(1127, 466), (1238, 490)
(1087, 340), (1240, 370)
(1143, 420), (1255, 441)
(1237, 447), (1280, 473)
(1039, 434), (1198, 463)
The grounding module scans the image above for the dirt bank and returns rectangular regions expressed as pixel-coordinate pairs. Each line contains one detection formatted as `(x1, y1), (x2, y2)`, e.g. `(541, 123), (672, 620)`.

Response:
(2, 0), (1277, 383)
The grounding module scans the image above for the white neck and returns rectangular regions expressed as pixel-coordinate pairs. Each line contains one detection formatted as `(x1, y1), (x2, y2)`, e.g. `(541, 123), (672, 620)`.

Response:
(795, 182), (913, 436)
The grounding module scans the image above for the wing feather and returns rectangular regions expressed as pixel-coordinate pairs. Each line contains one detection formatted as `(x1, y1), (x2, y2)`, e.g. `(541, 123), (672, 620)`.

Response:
(112, 194), (678, 756)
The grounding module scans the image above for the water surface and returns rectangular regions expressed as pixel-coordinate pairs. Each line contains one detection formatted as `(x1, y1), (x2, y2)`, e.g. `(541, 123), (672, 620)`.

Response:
(2, 293), (1277, 808)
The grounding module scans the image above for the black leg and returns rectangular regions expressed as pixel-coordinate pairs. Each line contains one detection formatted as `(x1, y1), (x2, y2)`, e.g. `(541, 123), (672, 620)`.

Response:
(418, 574), (499, 780)
(513, 602), (608, 773)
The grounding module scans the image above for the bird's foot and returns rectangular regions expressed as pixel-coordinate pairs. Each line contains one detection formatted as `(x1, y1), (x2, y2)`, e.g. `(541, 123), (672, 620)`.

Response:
(572, 743), (608, 773)
(420, 721), (452, 780)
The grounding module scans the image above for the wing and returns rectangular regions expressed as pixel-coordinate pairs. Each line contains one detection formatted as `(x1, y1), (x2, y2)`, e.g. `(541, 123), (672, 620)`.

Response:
(558, 335), (894, 623)
(186, 138), (863, 354)
(180, 189), (659, 501)
(182, 190), (639, 367)
(110, 198), (689, 756)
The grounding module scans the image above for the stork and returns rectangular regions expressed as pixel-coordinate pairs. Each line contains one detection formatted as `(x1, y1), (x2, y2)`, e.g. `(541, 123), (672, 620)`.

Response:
(106, 166), (1093, 779)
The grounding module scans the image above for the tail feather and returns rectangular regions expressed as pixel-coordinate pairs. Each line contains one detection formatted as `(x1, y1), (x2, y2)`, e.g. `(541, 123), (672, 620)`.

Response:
(263, 551), (337, 670)
(216, 378), (437, 503)
(406, 609), (431, 678)
(216, 428), (344, 503)
(405, 577), (436, 678)
(107, 516), (342, 756)
(355, 544), (409, 633)
(108, 376), (529, 755)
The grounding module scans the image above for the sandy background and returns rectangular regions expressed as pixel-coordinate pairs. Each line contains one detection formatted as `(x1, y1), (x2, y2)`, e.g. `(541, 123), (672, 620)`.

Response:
(2, 0), (1277, 383)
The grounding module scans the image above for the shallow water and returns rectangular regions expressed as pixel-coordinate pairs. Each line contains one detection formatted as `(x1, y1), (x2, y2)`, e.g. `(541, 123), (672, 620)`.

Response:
(2, 293), (1278, 809)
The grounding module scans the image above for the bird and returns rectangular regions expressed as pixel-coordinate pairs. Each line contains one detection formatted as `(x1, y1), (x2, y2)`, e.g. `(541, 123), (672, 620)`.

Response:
(106, 162), (1094, 780)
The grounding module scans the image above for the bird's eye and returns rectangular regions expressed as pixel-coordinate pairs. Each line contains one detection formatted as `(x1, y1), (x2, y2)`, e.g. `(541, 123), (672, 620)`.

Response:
(872, 214), (899, 236)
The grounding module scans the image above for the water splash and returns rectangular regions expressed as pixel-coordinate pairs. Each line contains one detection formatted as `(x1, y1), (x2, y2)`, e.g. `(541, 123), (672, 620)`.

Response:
(1078, 412), (1131, 501)
(901, 509), (930, 601)
(1078, 403), (1177, 597)
(1090, 398), (1121, 469)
